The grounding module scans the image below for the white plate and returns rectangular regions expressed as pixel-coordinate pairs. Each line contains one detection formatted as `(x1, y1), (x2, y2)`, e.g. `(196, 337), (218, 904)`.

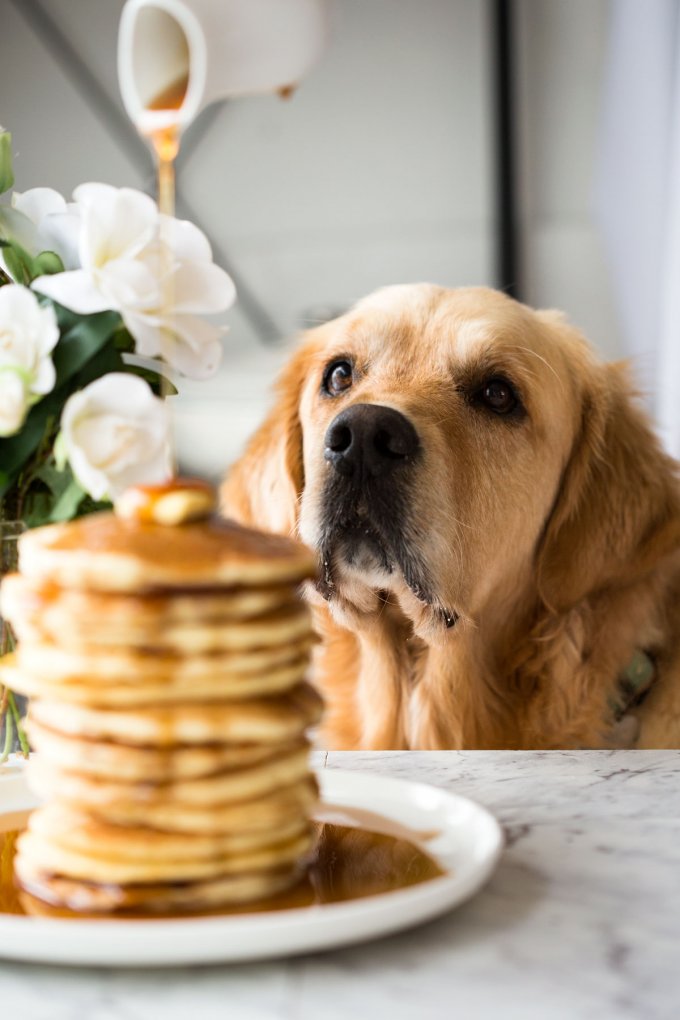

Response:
(0, 767), (503, 966)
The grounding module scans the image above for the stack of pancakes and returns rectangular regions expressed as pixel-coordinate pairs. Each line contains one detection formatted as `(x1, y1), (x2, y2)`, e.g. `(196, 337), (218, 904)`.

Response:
(0, 488), (321, 913)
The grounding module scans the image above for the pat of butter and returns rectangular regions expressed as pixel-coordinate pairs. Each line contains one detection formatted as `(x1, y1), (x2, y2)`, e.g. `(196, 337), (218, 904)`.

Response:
(115, 480), (216, 525)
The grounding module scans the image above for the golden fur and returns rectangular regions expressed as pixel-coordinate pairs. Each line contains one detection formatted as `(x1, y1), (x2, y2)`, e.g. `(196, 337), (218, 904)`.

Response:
(222, 285), (680, 749)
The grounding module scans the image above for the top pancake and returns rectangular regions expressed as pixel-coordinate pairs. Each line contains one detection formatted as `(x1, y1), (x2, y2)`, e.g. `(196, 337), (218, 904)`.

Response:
(18, 513), (316, 593)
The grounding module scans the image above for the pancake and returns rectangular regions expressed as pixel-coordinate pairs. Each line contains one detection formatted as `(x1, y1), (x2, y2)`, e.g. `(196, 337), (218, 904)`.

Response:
(16, 856), (304, 913)
(81, 777), (319, 834)
(13, 637), (314, 685)
(27, 683), (322, 746)
(26, 719), (300, 781)
(8, 484), (322, 913)
(28, 802), (311, 863)
(14, 611), (312, 655)
(0, 572), (297, 634)
(27, 743), (312, 808)
(7, 656), (309, 706)
(17, 826), (314, 883)
(18, 513), (317, 592)
(5, 587), (314, 654)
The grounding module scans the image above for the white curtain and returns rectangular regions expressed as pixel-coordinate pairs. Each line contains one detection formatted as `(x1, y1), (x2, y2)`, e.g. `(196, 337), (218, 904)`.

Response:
(596, 0), (680, 455)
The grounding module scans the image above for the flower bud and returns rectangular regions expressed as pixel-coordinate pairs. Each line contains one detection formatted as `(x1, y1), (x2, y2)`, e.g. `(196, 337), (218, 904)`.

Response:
(0, 127), (14, 195)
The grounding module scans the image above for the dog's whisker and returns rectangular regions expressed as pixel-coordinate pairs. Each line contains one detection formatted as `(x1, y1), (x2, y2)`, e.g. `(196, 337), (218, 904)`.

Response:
(505, 344), (565, 390)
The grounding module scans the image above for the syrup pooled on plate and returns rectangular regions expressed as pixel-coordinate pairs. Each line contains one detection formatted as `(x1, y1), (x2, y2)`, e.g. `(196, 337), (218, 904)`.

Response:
(0, 821), (26, 916)
(0, 820), (444, 919)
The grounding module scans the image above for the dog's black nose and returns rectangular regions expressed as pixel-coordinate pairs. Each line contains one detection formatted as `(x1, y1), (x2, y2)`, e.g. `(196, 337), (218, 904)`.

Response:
(324, 403), (420, 477)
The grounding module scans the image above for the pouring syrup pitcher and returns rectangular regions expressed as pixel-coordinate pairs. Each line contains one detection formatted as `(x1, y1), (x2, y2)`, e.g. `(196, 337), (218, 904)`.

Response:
(117, 0), (328, 136)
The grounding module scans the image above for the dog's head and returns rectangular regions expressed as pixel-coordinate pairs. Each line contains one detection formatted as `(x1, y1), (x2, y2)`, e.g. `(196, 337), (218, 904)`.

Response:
(223, 285), (680, 640)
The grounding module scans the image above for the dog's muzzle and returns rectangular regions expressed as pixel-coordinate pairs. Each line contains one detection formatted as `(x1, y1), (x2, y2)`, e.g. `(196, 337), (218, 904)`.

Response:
(318, 401), (421, 588)
(324, 403), (420, 478)
(317, 404), (457, 628)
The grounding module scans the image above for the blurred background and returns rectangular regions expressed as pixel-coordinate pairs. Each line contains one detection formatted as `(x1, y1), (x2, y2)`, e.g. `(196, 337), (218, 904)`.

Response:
(0, 0), (674, 476)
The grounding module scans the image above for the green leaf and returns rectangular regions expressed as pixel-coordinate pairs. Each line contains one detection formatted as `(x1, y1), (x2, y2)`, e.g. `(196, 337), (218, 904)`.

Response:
(52, 308), (121, 387)
(0, 236), (49, 285)
(73, 341), (127, 387)
(0, 131), (14, 195)
(77, 494), (112, 515)
(52, 300), (80, 333)
(113, 325), (135, 353)
(126, 363), (178, 396)
(0, 403), (53, 499)
(33, 250), (64, 276)
(2, 243), (31, 284)
(53, 430), (67, 471)
(0, 237), (65, 284)
(47, 476), (85, 522)
(33, 461), (71, 498)
(21, 491), (51, 528)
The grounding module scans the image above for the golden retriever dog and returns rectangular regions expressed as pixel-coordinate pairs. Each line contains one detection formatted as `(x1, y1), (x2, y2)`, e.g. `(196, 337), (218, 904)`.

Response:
(222, 284), (680, 749)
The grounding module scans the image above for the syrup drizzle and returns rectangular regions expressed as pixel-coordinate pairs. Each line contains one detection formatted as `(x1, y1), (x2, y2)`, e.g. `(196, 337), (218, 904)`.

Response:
(140, 73), (189, 425)
(145, 73), (188, 218)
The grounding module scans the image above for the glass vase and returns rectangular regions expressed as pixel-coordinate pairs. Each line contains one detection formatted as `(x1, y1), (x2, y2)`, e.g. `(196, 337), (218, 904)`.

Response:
(0, 520), (28, 764)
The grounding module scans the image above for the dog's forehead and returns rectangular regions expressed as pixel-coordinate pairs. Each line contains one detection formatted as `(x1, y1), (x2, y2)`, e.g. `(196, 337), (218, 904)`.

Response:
(343, 285), (562, 377)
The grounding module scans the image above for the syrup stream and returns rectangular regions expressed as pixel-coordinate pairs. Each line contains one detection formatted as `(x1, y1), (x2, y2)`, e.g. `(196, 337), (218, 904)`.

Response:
(140, 73), (189, 445)
(145, 73), (187, 219)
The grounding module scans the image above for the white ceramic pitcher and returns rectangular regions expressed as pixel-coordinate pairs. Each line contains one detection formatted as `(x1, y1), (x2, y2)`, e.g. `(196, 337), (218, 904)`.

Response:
(118, 0), (328, 133)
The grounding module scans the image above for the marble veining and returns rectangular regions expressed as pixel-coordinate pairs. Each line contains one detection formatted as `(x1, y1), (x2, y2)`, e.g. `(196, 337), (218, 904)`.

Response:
(2, 750), (679, 1020)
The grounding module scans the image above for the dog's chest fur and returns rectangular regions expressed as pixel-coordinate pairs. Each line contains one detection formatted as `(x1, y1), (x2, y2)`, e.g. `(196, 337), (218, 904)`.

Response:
(309, 564), (680, 750)
(310, 599), (501, 749)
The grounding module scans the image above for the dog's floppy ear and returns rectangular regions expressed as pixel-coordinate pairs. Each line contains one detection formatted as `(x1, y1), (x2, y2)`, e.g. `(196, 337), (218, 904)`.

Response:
(220, 339), (315, 536)
(536, 361), (680, 612)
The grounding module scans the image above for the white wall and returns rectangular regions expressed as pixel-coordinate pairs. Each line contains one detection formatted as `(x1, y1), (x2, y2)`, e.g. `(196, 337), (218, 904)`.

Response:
(0, 0), (620, 476)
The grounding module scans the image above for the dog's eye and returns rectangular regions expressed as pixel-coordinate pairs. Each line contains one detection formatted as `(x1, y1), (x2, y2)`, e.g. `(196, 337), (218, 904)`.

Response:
(479, 377), (518, 415)
(323, 360), (353, 396)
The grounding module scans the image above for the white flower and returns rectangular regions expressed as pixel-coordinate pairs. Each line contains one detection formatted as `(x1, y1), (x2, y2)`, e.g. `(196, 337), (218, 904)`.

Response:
(0, 285), (59, 436)
(61, 373), (172, 501)
(0, 371), (28, 437)
(12, 187), (81, 270)
(0, 188), (81, 275)
(33, 183), (236, 380)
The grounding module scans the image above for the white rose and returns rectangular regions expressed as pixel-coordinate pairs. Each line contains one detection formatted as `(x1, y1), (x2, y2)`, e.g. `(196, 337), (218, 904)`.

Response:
(0, 188), (81, 277)
(33, 183), (236, 380)
(12, 187), (81, 270)
(61, 373), (172, 501)
(0, 284), (59, 437)
(0, 370), (28, 436)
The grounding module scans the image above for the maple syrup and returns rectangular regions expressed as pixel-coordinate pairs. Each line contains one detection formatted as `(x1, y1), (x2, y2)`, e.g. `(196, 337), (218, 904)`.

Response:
(114, 478), (216, 524)
(145, 72), (188, 218)
(146, 73), (190, 115)
(0, 824), (24, 916)
(140, 73), (189, 416)
(0, 819), (444, 919)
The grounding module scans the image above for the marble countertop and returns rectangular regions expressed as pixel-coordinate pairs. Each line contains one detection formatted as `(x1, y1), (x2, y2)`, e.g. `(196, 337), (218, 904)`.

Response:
(2, 750), (679, 1019)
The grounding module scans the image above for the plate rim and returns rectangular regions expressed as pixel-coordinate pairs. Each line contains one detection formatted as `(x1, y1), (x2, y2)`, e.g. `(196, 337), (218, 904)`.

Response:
(0, 766), (503, 964)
